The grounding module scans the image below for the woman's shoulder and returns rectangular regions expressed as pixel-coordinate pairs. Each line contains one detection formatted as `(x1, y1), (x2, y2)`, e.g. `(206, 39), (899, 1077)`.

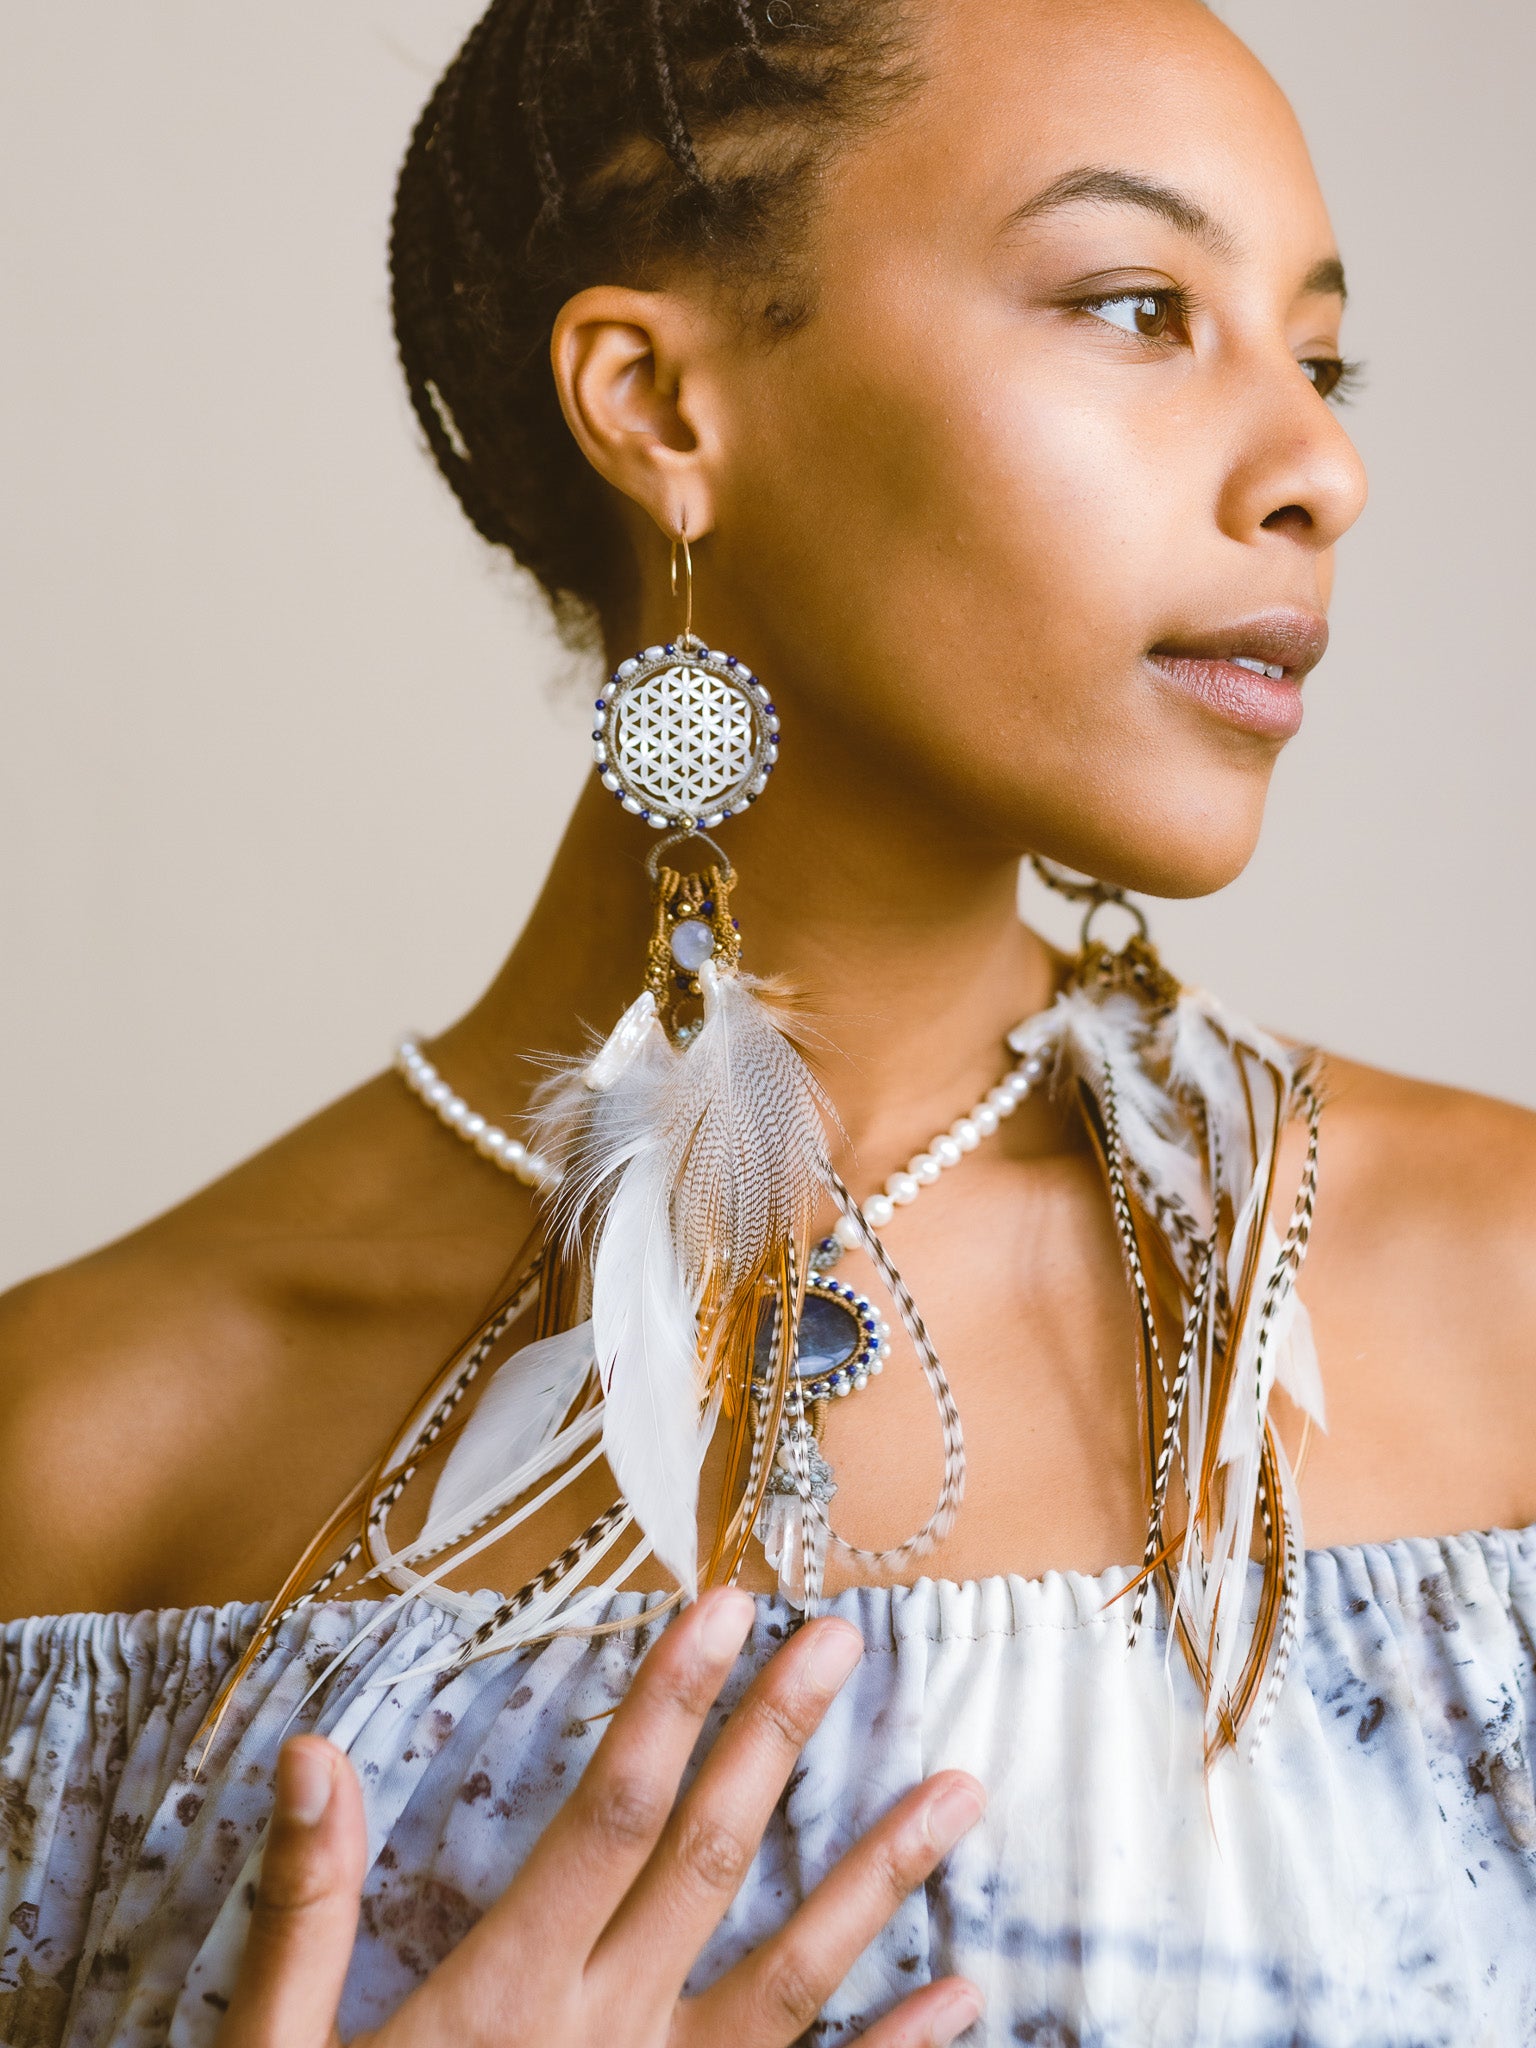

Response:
(1314, 1049), (1536, 1263)
(0, 1073), (536, 1619)
(1295, 1050), (1536, 1544)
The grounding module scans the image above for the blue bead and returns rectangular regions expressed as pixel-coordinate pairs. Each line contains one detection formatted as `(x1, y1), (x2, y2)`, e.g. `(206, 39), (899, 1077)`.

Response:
(725, 654), (738, 666)
(595, 698), (606, 709)
(764, 702), (776, 713)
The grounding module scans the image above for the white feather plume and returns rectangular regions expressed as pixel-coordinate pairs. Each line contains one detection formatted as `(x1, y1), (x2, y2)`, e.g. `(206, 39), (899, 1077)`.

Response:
(422, 1320), (596, 1552)
(521, 960), (833, 1595)
(590, 1132), (707, 1593)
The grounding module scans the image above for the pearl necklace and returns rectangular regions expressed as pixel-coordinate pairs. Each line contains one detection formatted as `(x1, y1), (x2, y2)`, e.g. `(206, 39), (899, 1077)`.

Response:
(393, 1032), (1046, 1228)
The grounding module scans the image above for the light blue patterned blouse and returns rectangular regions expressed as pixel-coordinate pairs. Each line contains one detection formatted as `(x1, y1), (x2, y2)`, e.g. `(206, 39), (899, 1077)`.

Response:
(3, 1523), (1536, 2047)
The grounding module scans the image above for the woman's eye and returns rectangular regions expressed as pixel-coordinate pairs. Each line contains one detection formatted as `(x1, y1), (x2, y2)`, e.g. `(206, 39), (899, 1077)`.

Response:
(1082, 291), (1176, 340)
(1300, 356), (1360, 402)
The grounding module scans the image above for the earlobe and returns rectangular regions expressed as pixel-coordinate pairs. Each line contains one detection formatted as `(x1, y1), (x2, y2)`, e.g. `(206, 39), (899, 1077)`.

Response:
(550, 285), (718, 541)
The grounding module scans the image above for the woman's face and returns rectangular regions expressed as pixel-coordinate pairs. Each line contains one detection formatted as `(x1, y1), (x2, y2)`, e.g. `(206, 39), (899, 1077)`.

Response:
(701, 0), (1368, 897)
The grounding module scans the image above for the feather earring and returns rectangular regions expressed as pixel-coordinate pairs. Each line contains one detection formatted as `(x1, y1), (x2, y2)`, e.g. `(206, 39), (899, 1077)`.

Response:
(1019, 859), (1325, 1756)
(193, 516), (967, 1750)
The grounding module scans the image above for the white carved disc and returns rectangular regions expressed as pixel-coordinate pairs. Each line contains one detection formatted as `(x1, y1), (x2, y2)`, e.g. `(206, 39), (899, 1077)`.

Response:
(593, 643), (779, 829)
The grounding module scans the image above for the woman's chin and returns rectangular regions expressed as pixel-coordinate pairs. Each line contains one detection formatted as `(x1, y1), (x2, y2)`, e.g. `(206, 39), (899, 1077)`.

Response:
(1026, 815), (1263, 904)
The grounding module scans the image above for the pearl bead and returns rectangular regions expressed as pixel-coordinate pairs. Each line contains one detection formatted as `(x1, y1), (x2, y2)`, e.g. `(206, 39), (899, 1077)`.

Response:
(869, 1357), (884, 1374)
(443, 1094), (468, 1126)
(908, 1153), (942, 1186)
(1023, 1054), (1046, 1081)
(461, 1111), (487, 1141)
(986, 1085), (1017, 1116)
(950, 1117), (980, 1151)
(1002, 1069), (1031, 1101)
(972, 1103), (1000, 1136)
(473, 1125), (503, 1158)
(425, 1079), (451, 1109)
(864, 1193), (895, 1229)
(885, 1171), (919, 1206)
(930, 1134), (962, 1168)
(832, 1213), (862, 1249)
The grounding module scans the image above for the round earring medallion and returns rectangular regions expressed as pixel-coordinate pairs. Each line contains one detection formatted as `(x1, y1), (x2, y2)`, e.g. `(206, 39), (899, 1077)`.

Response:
(591, 638), (780, 831)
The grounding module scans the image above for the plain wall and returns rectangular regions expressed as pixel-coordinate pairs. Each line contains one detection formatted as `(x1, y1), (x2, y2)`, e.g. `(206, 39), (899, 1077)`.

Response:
(2, 2), (1533, 1292)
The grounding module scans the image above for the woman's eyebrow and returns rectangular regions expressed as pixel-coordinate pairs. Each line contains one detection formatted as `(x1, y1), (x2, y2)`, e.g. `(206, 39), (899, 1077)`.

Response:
(1299, 256), (1348, 304)
(1001, 166), (1237, 255)
(1000, 168), (1349, 304)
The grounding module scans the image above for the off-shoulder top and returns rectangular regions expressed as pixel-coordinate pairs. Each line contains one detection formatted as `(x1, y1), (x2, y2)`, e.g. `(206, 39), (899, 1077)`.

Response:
(3, 1523), (1536, 2048)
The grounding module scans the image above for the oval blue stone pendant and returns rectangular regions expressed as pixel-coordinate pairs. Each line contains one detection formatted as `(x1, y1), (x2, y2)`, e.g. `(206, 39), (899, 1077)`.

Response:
(748, 1252), (891, 1594)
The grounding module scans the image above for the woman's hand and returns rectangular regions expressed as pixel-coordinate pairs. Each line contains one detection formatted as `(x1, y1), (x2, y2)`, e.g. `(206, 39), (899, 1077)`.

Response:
(215, 1586), (986, 2048)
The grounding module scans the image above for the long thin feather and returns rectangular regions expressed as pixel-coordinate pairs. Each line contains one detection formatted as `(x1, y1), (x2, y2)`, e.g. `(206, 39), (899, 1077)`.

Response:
(423, 1321), (596, 1550)
(591, 1139), (707, 1593)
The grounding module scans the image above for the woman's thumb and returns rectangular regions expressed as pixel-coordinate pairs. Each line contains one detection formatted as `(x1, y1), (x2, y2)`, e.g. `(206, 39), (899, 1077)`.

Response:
(216, 1736), (367, 2048)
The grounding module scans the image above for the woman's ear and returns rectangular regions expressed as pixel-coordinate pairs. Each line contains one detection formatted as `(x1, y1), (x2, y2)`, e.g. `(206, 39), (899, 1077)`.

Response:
(550, 286), (720, 542)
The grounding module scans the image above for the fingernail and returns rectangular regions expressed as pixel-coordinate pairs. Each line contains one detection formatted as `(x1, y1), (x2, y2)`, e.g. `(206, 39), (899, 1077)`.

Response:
(923, 1778), (985, 1853)
(929, 1981), (984, 2043)
(805, 1621), (863, 1691)
(276, 1740), (335, 1828)
(701, 1587), (756, 1659)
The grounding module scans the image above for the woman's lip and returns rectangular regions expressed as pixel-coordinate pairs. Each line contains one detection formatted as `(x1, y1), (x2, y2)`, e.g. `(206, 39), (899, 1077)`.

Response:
(1144, 652), (1305, 739)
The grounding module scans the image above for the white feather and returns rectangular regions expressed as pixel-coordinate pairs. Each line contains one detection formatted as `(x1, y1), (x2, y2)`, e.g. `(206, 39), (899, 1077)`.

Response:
(1276, 1292), (1326, 1427)
(423, 1320), (596, 1549)
(585, 990), (667, 1092)
(591, 1137), (706, 1594)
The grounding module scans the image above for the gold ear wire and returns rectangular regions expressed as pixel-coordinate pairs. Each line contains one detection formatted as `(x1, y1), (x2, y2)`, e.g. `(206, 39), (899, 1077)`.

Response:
(669, 516), (695, 646)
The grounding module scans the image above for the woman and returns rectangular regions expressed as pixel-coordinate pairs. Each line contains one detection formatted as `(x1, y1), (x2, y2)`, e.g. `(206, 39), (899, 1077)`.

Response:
(4, 0), (1534, 2043)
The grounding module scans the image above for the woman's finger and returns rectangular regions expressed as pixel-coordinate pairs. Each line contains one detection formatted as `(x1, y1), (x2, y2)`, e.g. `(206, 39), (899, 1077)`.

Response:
(215, 1737), (367, 2048)
(591, 1614), (864, 1986)
(853, 1977), (986, 2048)
(450, 1585), (758, 1980)
(680, 1770), (986, 2048)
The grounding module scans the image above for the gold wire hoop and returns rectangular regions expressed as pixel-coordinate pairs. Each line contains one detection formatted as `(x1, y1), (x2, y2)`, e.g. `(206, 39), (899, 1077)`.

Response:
(669, 520), (696, 645)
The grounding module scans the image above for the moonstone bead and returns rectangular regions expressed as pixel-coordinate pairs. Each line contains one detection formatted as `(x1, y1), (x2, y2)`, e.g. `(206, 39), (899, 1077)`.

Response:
(669, 919), (716, 971)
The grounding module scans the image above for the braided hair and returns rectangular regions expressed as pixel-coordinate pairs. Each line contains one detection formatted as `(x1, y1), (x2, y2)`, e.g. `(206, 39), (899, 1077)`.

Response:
(390, 0), (917, 641)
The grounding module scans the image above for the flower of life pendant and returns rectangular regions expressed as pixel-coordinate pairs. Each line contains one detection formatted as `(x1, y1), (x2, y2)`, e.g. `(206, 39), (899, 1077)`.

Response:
(591, 634), (781, 832)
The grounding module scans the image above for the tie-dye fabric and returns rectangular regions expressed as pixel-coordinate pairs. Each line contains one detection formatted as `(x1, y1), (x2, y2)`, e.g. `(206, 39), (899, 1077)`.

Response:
(3, 1523), (1535, 2048)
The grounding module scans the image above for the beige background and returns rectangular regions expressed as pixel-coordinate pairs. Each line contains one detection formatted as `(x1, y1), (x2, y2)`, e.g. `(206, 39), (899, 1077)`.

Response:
(1, 2), (1532, 1293)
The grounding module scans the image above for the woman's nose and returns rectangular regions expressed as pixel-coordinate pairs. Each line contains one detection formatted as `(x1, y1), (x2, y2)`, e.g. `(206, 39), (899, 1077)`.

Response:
(1218, 360), (1369, 555)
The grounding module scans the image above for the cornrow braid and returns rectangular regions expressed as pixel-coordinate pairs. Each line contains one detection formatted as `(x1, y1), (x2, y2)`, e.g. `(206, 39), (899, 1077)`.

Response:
(390, 0), (918, 639)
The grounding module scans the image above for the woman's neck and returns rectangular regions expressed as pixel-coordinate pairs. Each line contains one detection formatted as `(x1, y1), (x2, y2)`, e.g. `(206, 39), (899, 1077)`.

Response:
(432, 742), (1062, 1182)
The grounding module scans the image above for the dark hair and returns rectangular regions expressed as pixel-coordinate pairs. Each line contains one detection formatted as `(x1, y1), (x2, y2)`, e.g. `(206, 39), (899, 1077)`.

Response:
(389, 0), (916, 641)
